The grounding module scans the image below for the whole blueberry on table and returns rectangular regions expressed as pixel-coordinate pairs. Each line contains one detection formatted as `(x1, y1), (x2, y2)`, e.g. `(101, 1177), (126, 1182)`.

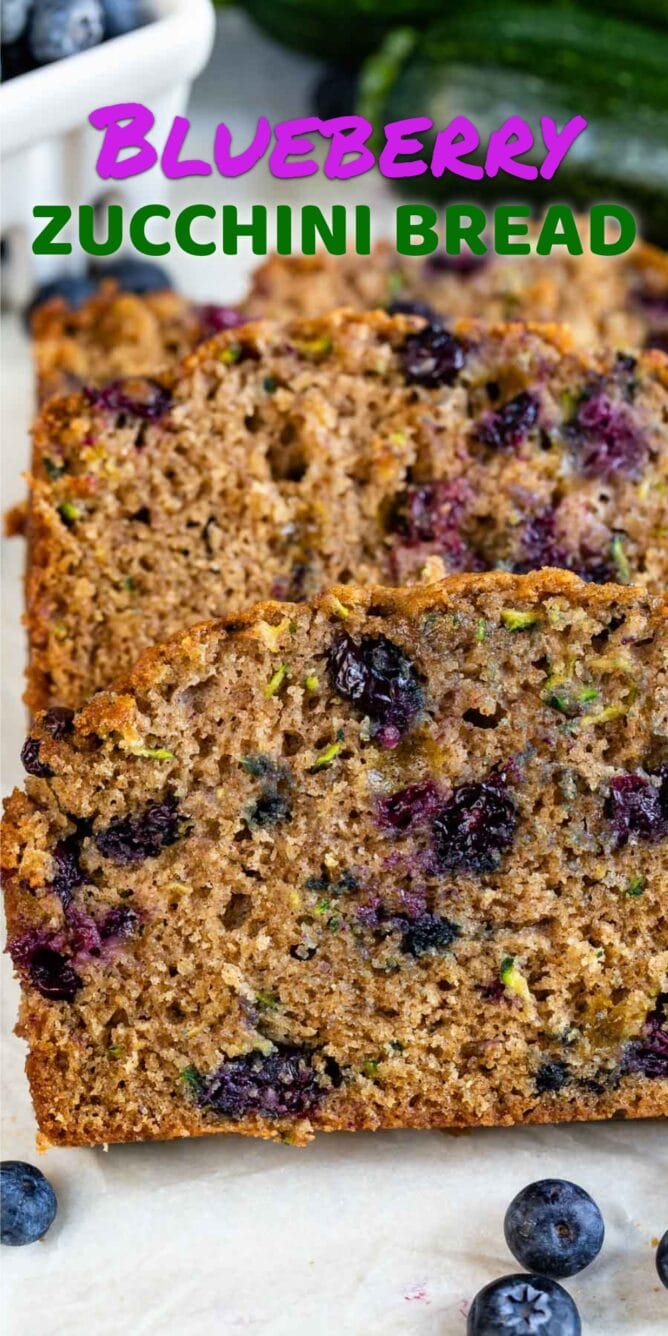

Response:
(30, 0), (104, 63)
(657, 1231), (668, 1289)
(504, 1179), (604, 1278)
(1, 0), (31, 44)
(1, 1162), (57, 1246)
(101, 0), (142, 37)
(90, 257), (172, 294)
(467, 1274), (581, 1336)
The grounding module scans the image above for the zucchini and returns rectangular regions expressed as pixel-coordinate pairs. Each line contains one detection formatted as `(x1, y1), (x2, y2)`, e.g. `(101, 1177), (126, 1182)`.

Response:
(237, 0), (444, 68)
(578, 1), (667, 29)
(358, 6), (668, 244)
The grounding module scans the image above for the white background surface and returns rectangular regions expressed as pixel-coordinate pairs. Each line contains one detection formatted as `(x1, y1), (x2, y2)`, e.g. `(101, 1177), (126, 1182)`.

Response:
(1, 12), (667, 1335)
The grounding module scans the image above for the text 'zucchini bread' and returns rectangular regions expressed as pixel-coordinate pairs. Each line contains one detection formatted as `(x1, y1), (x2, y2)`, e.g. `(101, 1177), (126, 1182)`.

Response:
(3, 573), (667, 1147)
(27, 311), (668, 711)
(31, 236), (668, 402)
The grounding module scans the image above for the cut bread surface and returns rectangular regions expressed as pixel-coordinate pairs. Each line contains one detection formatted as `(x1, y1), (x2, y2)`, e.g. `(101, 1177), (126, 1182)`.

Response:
(3, 572), (667, 1147)
(25, 311), (668, 711)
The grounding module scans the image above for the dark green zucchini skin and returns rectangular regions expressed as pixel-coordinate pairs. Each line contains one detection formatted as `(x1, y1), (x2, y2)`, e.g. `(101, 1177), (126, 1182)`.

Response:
(579, 0), (667, 29)
(237, 0), (444, 68)
(358, 8), (668, 244)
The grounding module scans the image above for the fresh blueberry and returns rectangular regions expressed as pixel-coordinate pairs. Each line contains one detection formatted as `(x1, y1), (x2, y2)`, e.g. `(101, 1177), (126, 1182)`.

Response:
(467, 1274), (581, 1335)
(1, 31), (36, 79)
(605, 771), (667, 846)
(25, 274), (99, 325)
(101, 0), (142, 37)
(400, 323), (466, 387)
(400, 913), (460, 958)
(622, 994), (668, 1079)
(1, 0), (31, 44)
(476, 391), (540, 450)
(85, 377), (172, 421)
(95, 796), (182, 864)
(311, 66), (359, 121)
(327, 633), (423, 743)
(504, 1180), (604, 1278)
(29, 0), (104, 64)
(432, 780), (518, 873)
(1, 1162), (57, 1246)
(89, 257), (172, 293)
(195, 1046), (336, 1119)
(657, 1231), (668, 1289)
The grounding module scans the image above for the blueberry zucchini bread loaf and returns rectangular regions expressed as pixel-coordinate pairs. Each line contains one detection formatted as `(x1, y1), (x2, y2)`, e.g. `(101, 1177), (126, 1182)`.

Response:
(3, 572), (667, 1147)
(31, 237), (668, 403)
(26, 311), (668, 712)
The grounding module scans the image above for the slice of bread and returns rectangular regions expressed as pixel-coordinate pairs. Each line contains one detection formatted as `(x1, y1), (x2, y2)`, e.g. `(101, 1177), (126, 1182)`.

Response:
(31, 238), (668, 403)
(26, 311), (668, 711)
(3, 572), (666, 1147)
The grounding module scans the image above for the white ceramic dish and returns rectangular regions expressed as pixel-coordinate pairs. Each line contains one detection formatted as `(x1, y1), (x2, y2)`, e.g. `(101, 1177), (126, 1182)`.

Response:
(0, 0), (215, 307)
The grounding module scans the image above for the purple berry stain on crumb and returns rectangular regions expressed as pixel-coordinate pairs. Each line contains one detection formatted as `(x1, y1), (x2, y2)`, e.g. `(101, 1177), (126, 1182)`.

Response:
(328, 633), (423, 743)
(85, 378), (171, 422)
(389, 478), (484, 578)
(197, 304), (245, 340)
(476, 391), (539, 450)
(193, 1046), (337, 1119)
(605, 770), (667, 846)
(513, 506), (615, 584)
(99, 906), (140, 940)
(567, 384), (645, 480)
(622, 994), (668, 1079)
(400, 913), (460, 958)
(433, 777), (519, 873)
(400, 323), (466, 387)
(378, 781), (441, 832)
(95, 796), (183, 864)
(65, 908), (102, 957)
